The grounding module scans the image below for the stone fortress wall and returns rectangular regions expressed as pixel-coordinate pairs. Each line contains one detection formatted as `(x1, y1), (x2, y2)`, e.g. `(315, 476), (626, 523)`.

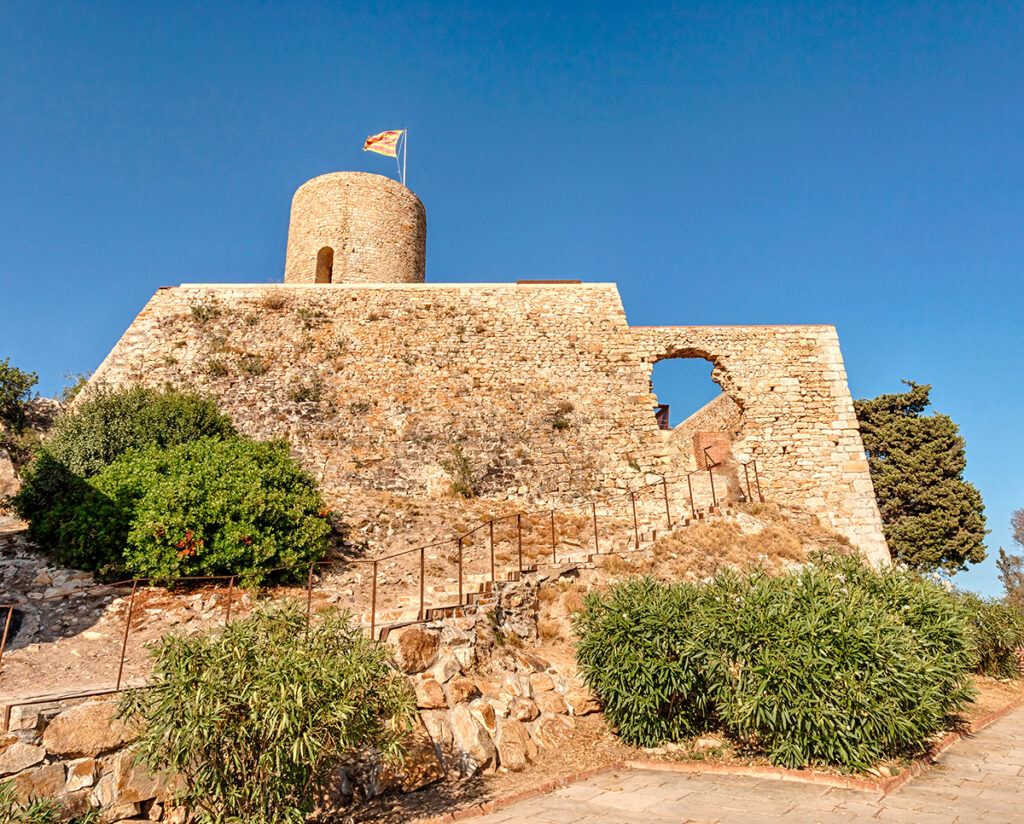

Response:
(284, 172), (426, 285)
(89, 282), (888, 563)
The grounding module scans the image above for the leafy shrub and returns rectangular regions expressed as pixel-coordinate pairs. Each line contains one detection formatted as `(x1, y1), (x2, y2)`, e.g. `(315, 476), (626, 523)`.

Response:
(574, 577), (713, 745)
(78, 437), (329, 583)
(704, 556), (974, 770)
(119, 601), (416, 824)
(573, 555), (977, 771)
(956, 591), (1024, 678)
(7, 387), (237, 563)
(0, 357), (37, 431)
(42, 385), (236, 477)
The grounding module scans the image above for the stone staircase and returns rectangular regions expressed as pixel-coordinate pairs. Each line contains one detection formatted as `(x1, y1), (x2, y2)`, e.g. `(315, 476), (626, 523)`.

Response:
(371, 502), (737, 640)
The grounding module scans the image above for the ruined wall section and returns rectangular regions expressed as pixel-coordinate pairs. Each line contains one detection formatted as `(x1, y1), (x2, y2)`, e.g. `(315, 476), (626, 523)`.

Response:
(631, 325), (888, 563)
(90, 283), (656, 509)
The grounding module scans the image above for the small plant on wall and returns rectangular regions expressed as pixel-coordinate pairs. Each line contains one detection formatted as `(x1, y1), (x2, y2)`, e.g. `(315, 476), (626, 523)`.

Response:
(441, 443), (477, 498)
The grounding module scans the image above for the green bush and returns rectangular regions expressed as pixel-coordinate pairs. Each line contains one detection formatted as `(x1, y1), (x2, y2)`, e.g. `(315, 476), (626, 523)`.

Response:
(7, 386), (238, 568)
(574, 577), (712, 745)
(44, 385), (236, 476)
(957, 591), (1024, 678)
(704, 557), (974, 770)
(38, 437), (329, 583)
(573, 555), (977, 771)
(119, 601), (416, 824)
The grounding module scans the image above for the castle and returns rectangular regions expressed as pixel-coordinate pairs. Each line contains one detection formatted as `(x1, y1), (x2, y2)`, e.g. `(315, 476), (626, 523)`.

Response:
(90, 171), (888, 563)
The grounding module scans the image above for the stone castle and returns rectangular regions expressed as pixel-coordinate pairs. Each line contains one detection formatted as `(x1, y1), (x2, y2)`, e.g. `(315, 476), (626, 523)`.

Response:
(89, 171), (888, 563)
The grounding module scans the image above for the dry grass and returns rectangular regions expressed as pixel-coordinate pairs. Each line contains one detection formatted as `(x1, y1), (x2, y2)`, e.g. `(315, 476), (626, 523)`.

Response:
(601, 554), (638, 575)
(261, 290), (288, 311)
(649, 503), (849, 582)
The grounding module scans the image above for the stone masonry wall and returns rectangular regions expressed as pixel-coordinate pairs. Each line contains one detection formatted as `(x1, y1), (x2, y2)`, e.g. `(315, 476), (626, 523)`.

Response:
(87, 283), (887, 562)
(284, 172), (426, 285)
(670, 392), (743, 470)
(631, 325), (888, 563)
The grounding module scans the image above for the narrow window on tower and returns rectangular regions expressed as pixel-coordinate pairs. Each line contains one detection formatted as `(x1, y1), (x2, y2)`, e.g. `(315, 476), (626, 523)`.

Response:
(315, 247), (334, 283)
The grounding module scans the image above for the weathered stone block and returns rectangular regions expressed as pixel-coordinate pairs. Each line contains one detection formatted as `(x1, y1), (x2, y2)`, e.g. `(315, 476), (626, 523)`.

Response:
(42, 700), (138, 758)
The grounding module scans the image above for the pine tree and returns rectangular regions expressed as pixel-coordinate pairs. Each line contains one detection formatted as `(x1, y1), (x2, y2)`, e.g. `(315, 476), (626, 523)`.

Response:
(854, 381), (987, 572)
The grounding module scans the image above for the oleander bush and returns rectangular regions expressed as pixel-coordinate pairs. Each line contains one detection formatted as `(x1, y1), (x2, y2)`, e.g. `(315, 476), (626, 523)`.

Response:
(573, 554), (978, 771)
(119, 601), (416, 824)
(574, 577), (713, 745)
(956, 591), (1024, 678)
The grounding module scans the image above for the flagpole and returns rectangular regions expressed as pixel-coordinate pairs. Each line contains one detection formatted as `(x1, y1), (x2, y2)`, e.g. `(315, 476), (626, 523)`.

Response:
(402, 130), (408, 186)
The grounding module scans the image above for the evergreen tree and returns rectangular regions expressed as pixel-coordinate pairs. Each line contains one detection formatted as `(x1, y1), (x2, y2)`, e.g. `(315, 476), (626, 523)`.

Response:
(854, 381), (987, 572)
(996, 509), (1024, 610)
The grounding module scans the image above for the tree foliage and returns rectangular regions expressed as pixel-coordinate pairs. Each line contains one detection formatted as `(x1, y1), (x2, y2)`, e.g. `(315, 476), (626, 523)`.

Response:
(119, 601), (416, 824)
(997, 509), (1024, 611)
(0, 357), (38, 432)
(43, 384), (236, 476)
(854, 381), (987, 572)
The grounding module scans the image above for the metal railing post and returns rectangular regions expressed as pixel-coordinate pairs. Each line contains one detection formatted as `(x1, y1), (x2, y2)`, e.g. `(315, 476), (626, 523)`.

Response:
(592, 501), (599, 554)
(457, 537), (464, 604)
(743, 463), (752, 502)
(630, 491), (639, 549)
(0, 605), (13, 674)
(225, 576), (236, 624)
(708, 464), (717, 509)
(517, 514), (523, 575)
(419, 546), (426, 621)
(662, 478), (672, 528)
(370, 560), (378, 639)
(489, 519), (496, 585)
(687, 473), (696, 519)
(753, 460), (764, 502)
(116, 579), (139, 691)
(305, 563), (314, 632)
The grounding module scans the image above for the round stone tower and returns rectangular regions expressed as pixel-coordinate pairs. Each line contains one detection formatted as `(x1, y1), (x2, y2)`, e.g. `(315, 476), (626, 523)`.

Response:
(284, 172), (426, 284)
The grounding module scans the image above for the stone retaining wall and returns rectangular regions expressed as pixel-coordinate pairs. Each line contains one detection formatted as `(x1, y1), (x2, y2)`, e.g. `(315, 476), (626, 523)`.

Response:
(0, 580), (597, 820)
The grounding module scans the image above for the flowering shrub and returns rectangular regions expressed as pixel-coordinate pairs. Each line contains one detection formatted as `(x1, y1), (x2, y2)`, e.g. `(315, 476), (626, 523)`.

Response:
(92, 438), (330, 584)
(574, 554), (976, 771)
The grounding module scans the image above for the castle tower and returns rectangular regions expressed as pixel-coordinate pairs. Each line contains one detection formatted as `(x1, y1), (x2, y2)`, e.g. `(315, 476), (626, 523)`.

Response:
(284, 172), (426, 284)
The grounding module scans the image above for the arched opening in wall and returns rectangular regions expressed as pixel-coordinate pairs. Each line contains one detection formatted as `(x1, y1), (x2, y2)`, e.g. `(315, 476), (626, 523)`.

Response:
(315, 247), (334, 283)
(650, 354), (745, 486)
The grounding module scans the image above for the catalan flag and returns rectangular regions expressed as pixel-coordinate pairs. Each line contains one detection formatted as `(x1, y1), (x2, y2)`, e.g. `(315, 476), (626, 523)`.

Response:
(363, 129), (404, 157)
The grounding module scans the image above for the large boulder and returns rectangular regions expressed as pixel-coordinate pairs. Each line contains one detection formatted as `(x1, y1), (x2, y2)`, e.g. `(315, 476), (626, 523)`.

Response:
(529, 713), (574, 750)
(112, 748), (165, 804)
(564, 687), (601, 716)
(447, 704), (497, 776)
(0, 737), (45, 776)
(413, 676), (447, 709)
(388, 627), (440, 673)
(533, 689), (568, 715)
(9, 762), (66, 801)
(443, 676), (479, 705)
(42, 700), (138, 757)
(494, 718), (536, 772)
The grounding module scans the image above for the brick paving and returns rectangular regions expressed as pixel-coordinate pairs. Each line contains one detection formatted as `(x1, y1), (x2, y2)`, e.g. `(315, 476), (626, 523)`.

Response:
(470, 706), (1024, 823)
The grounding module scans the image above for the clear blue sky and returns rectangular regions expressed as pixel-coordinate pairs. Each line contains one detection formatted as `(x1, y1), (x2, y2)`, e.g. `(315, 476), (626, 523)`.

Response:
(1, 1), (1021, 594)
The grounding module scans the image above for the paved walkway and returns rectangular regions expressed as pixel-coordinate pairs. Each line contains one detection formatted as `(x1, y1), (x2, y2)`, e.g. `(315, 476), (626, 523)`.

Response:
(474, 707), (1024, 824)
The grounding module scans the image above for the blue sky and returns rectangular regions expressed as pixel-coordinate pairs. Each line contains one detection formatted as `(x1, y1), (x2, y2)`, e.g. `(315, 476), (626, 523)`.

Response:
(1, 1), (1021, 594)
